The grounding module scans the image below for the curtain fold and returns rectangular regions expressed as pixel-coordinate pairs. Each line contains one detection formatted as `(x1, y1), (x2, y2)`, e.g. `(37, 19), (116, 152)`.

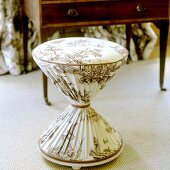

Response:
(0, 1), (158, 75)
(0, 0), (38, 75)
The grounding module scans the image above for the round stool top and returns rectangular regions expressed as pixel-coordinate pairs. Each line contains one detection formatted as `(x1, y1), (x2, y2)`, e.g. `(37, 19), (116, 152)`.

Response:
(32, 37), (128, 65)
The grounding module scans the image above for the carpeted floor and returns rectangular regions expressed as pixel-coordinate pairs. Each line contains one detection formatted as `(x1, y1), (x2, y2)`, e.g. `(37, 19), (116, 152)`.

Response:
(1, 58), (170, 170)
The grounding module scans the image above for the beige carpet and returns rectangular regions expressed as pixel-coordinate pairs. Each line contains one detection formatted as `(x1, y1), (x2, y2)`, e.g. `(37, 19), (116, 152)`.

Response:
(1, 58), (170, 170)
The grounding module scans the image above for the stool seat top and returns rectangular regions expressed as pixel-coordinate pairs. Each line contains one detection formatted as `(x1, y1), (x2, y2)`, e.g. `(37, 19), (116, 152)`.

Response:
(32, 37), (128, 65)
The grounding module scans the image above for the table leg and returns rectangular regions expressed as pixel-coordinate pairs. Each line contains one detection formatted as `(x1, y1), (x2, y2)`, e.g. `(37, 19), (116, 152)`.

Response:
(159, 20), (169, 91)
(40, 28), (51, 105)
(42, 72), (51, 105)
(126, 24), (132, 63)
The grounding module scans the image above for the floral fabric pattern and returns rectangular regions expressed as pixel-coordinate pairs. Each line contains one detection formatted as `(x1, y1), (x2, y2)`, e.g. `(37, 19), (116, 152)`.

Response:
(33, 37), (128, 65)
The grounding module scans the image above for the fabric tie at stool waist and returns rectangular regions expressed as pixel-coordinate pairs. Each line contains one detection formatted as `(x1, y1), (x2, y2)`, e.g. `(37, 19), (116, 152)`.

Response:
(71, 103), (90, 108)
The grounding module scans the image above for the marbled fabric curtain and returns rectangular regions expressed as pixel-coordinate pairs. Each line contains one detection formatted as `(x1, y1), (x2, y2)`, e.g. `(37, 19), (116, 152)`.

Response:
(0, 0), (38, 75)
(0, 0), (157, 75)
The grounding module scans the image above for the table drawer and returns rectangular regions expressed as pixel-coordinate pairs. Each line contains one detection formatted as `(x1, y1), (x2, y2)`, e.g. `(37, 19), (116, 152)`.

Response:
(41, 0), (169, 27)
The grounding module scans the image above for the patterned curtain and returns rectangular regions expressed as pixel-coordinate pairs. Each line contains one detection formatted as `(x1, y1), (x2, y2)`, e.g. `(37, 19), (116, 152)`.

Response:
(0, 0), (38, 75)
(0, 0), (157, 75)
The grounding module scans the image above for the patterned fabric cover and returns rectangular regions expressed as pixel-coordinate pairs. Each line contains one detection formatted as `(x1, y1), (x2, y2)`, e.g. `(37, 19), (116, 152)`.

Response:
(33, 37), (128, 65)
(33, 37), (128, 105)
(33, 38), (128, 162)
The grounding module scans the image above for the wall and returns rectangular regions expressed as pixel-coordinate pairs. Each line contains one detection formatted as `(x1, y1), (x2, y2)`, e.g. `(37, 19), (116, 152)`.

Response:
(152, 23), (170, 58)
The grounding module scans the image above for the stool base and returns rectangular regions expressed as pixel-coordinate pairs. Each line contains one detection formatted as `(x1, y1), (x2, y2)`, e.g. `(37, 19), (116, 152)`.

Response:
(38, 105), (123, 169)
(38, 144), (123, 169)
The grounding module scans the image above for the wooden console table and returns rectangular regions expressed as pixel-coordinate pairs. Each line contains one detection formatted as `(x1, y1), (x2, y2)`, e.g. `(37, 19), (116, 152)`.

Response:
(22, 0), (169, 105)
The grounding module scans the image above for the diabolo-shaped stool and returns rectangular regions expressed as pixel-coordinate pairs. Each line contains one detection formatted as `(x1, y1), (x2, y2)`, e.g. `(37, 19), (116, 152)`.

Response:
(32, 37), (128, 170)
